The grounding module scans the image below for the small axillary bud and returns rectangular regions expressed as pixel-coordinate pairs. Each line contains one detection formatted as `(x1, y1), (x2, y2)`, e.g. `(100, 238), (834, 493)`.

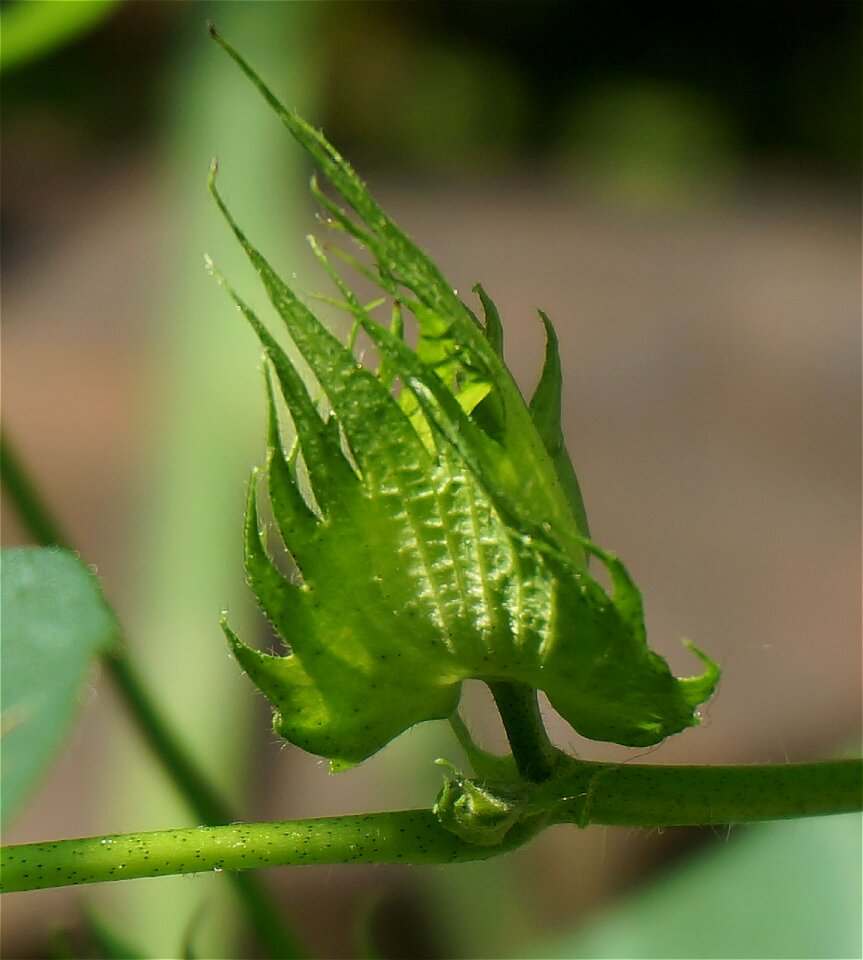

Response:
(432, 760), (529, 846)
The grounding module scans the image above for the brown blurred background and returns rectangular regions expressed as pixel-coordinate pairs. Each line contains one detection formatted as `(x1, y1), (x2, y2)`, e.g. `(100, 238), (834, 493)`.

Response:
(2, 2), (860, 958)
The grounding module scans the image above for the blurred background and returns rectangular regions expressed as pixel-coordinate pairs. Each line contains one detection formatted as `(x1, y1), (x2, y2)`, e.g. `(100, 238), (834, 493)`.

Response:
(1, 1), (860, 958)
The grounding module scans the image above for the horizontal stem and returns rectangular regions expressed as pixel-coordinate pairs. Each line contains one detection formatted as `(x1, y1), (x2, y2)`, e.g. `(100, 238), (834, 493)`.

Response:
(1, 810), (527, 894)
(104, 651), (306, 957)
(0, 428), (305, 957)
(4, 758), (859, 894)
(545, 757), (862, 827)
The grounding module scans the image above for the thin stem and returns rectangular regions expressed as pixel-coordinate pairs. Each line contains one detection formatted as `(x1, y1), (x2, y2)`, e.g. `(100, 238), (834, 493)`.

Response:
(488, 681), (558, 782)
(1, 433), (70, 548)
(448, 711), (516, 780)
(104, 654), (306, 957)
(100, 651), (234, 827)
(104, 651), (307, 957)
(0, 810), (529, 894)
(544, 757), (863, 827)
(0, 427), (304, 959)
(4, 758), (859, 895)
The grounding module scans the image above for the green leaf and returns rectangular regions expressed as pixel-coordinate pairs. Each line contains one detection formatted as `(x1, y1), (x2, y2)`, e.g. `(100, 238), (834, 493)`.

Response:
(527, 813), (863, 959)
(0, 0), (121, 74)
(84, 908), (149, 960)
(1, 547), (118, 827)
(209, 32), (719, 769)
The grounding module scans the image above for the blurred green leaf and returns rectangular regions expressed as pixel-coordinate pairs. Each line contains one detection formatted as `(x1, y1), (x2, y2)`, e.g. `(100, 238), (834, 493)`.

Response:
(177, 902), (208, 960)
(559, 81), (737, 207)
(0, 0), (121, 74)
(84, 908), (148, 960)
(526, 813), (863, 959)
(353, 894), (385, 960)
(1, 547), (118, 827)
(49, 929), (77, 960)
(47, 908), (149, 959)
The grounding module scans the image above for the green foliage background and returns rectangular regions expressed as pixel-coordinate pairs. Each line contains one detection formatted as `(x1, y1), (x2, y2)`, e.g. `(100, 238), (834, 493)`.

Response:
(1, 2), (859, 957)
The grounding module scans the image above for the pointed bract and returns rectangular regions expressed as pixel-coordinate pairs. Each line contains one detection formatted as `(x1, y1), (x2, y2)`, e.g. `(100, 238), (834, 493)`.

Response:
(211, 35), (720, 767)
(529, 311), (590, 540)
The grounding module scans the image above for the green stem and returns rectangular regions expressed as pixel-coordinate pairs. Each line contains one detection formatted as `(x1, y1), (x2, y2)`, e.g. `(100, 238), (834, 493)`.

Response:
(100, 651), (234, 827)
(0, 811), (527, 894)
(0, 428), (304, 959)
(544, 757), (863, 827)
(1, 433), (232, 823)
(105, 648), (309, 956)
(4, 758), (859, 895)
(448, 711), (517, 780)
(488, 681), (558, 782)
(1, 433), (69, 548)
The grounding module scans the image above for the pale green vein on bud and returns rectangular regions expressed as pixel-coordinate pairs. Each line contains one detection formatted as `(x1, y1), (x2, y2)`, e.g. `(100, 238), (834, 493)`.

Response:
(207, 30), (720, 770)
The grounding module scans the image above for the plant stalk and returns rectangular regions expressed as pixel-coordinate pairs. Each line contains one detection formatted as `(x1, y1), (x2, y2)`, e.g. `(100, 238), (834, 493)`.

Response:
(3, 758), (859, 894)
(488, 681), (559, 782)
(0, 811), (527, 894)
(541, 756), (863, 827)
(0, 429), (305, 958)
(1, 433), (70, 548)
